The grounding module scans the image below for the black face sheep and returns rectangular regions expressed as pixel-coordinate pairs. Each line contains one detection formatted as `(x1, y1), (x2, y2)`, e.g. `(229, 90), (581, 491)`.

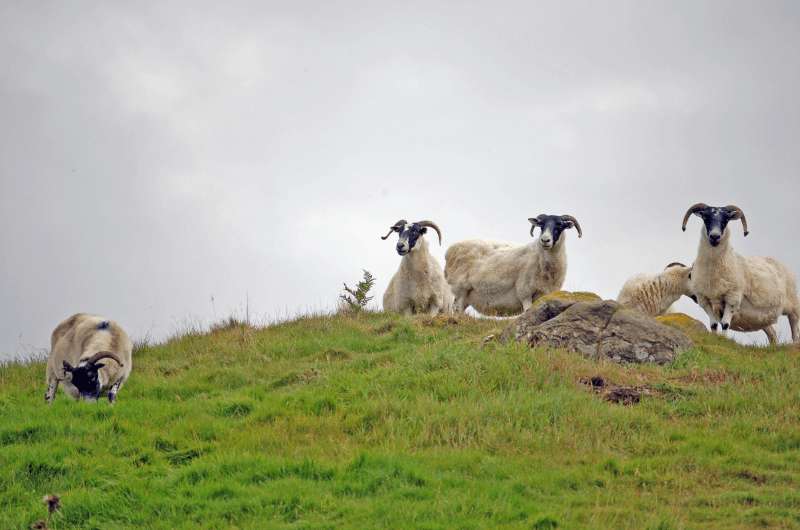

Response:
(381, 219), (454, 315)
(682, 203), (799, 343)
(45, 313), (133, 404)
(444, 214), (582, 316)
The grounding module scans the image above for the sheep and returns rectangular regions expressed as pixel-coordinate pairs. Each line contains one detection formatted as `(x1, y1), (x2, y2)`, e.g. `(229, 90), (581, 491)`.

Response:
(682, 203), (799, 343)
(45, 313), (133, 404)
(617, 262), (695, 316)
(617, 261), (779, 343)
(444, 214), (582, 316)
(381, 219), (454, 315)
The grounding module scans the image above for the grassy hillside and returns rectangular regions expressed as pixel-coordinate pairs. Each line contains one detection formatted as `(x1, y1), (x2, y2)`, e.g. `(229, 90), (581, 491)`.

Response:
(1, 311), (799, 529)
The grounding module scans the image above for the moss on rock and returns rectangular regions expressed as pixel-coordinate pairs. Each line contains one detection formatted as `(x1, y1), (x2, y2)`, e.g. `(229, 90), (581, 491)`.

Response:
(656, 313), (708, 335)
(534, 291), (603, 306)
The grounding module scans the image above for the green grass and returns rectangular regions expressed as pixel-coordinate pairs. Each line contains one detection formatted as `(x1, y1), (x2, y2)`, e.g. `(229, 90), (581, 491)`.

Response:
(1, 311), (799, 529)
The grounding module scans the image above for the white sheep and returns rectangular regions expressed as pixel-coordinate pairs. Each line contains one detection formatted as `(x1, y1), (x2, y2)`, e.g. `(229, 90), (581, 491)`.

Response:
(444, 214), (582, 316)
(45, 313), (133, 404)
(381, 219), (454, 315)
(617, 262), (694, 316)
(617, 261), (779, 343)
(682, 203), (799, 343)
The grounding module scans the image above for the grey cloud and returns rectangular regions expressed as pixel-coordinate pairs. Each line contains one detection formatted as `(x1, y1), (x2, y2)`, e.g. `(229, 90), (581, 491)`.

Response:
(2, 1), (800, 357)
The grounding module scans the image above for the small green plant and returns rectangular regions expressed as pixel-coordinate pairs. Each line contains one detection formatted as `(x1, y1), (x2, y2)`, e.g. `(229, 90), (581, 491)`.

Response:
(339, 270), (376, 312)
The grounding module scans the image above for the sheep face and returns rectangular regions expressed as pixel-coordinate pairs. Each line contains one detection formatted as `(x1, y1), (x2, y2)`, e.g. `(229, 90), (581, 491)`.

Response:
(528, 214), (582, 250)
(682, 204), (748, 247)
(63, 360), (105, 400)
(665, 262), (696, 302)
(381, 219), (443, 256)
(393, 223), (427, 256)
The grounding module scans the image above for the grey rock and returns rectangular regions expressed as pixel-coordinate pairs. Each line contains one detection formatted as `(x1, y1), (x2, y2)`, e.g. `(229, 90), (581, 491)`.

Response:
(511, 300), (693, 365)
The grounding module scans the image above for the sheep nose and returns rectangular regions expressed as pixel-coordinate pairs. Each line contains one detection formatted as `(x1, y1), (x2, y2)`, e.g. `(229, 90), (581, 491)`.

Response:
(709, 233), (721, 244)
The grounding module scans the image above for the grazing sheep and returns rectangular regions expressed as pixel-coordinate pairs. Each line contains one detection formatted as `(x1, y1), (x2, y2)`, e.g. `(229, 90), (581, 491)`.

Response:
(682, 203), (799, 343)
(381, 219), (454, 315)
(445, 214), (582, 316)
(617, 262), (695, 316)
(45, 313), (132, 404)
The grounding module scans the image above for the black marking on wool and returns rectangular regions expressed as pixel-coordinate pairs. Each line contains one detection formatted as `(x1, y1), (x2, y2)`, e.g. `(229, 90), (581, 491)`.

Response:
(396, 223), (428, 255)
(529, 215), (574, 244)
(689, 206), (744, 247)
(63, 360), (104, 399)
(97, 321), (110, 330)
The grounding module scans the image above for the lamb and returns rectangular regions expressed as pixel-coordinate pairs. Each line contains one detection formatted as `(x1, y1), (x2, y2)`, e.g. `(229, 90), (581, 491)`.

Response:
(682, 203), (799, 343)
(45, 313), (133, 404)
(444, 214), (582, 316)
(381, 219), (454, 315)
(617, 262), (695, 316)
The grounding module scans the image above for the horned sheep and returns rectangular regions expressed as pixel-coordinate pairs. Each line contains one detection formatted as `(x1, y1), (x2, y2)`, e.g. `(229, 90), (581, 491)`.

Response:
(444, 214), (582, 316)
(682, 203), (799, 343)
(381, 219), (454, 315)
(45, 313), (133, 404)
(616, 261), (779, 343)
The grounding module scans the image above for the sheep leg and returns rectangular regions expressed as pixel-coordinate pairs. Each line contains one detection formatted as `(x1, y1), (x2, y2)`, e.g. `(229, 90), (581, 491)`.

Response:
(762, 326), (778, 346)
(108, 378), (125, 404)
(720, 295), (741, 333)
(428, 302), (441, 316)
(788, 311), (799, 343)
(45, 375), (59, 404)
(452, 293), (468, 313)
(696, 295), (720, 332)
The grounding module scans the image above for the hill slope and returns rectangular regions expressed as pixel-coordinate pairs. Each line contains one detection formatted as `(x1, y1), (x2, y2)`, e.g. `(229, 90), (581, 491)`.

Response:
(1, 312), (799, 529)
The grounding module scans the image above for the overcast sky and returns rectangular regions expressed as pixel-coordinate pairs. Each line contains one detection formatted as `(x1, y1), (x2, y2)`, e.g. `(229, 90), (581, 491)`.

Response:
(2, 1), (799, 358)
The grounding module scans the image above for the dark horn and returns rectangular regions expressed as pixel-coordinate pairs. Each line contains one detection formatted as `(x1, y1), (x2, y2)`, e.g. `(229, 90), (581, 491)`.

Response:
(528, 217), (539, 237)
(561, 215), (583, 238)
(665, 262), (687, 270)
(381, 219), (407, 240)
(682, 203), (708, 232)
(84, 351), (124, 367)
(724, 205), (749, 236)
(416, 220), (442, 245)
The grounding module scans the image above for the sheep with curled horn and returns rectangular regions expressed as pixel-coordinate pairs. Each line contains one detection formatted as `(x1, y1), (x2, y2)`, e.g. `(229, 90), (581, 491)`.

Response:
(444, 214), (582, 316)
(381, 219), (454, 315)
(681, 203), (799, 344)
(45, 313), (133, 404)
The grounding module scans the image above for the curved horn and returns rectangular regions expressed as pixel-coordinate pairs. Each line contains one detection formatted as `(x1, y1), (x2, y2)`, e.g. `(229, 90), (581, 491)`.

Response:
(681, 203), (708, 232)
(665, 262), (687, 270)
(416, 220), (442, 245)
(724, 205), (749, 236)
(84, 351), (124, 367)
(528, 217), (540, 237)
(381, 219), (407, 240)
(561, 215), (583, 238)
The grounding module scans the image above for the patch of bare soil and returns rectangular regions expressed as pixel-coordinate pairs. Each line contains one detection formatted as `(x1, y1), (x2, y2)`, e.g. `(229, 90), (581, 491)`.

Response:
(579, 376), (655, 405)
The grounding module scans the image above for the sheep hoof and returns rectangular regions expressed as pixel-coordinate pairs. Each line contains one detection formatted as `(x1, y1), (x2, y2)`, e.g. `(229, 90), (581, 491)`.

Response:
(711, 323), (718, 331)
(722, 323), (730, 331)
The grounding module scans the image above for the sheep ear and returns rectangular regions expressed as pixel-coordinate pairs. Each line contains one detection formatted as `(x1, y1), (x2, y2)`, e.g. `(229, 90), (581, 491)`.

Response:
(93, 362), (105, 370)
(62, 361), (73, 373)
(419, 227), (427, 234)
